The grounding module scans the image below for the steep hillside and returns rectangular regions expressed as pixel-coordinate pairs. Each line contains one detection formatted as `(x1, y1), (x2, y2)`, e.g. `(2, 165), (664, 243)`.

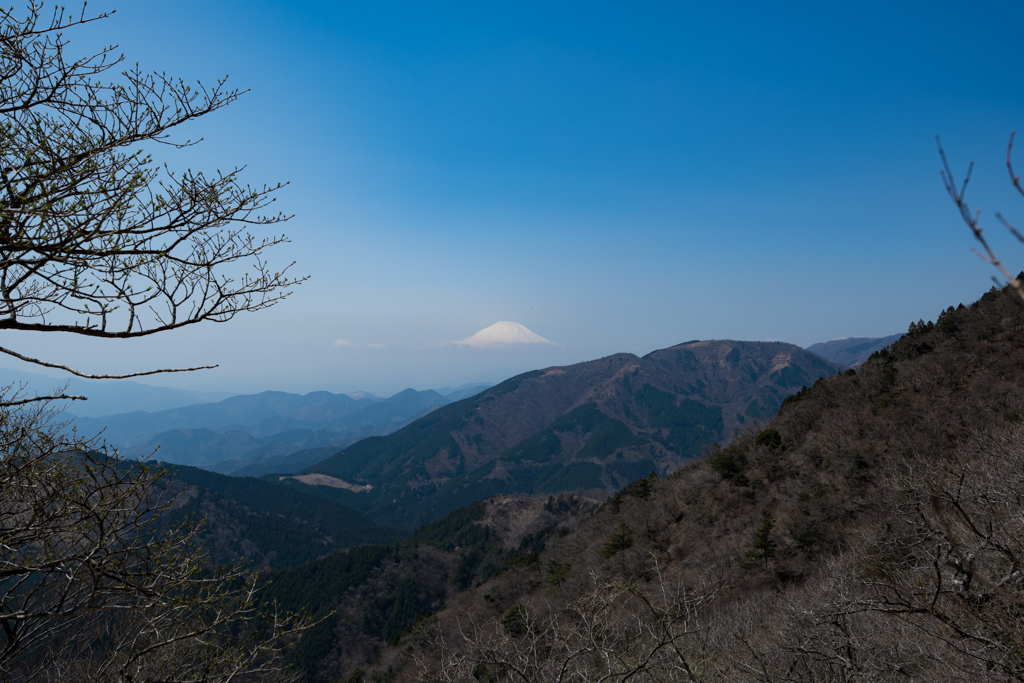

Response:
(161, 463), (405, 570)
(262, 493), (597, 681)
(335, 287), (1024, 682)
(307, 341), (839, 529)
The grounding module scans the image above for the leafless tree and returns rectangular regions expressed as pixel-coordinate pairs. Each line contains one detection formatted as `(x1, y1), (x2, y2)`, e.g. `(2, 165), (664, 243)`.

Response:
(712, 552), (955, 683)
(728, 424), (1024, 682)
(940, 132), (1024, 304)
(415, 562), (720, 683)
(0, 397), (308, 682)
(0, 3), (311, 680)
(0, 1), (304, 406)
(856, 425), (1024, 681)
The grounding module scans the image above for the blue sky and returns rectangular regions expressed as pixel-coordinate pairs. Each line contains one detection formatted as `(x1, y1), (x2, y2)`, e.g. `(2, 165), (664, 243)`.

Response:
(15, 1), (1024, 396)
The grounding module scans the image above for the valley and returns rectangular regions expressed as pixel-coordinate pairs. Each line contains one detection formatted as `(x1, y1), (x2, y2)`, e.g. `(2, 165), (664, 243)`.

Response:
(299, 339), (840, 529)
(48, 327), (923, 681)
(259, 286), (1024, 682)
(94, 336), (849, 537)
(3, 3), (1015, 679)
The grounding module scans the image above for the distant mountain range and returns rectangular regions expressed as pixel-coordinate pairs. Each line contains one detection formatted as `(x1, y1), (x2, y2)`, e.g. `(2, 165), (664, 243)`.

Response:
(806, 334), (901, 367)
(300, 340), (841, 529)
(11, 332), (897, 487)
(73, 383), (491, 476)
(0, 331), (893, 421)
(49, 333), (870, 626)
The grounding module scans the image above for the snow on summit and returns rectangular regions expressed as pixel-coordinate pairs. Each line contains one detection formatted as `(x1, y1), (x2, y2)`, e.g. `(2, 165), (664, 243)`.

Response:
(455, 321), (554, 349)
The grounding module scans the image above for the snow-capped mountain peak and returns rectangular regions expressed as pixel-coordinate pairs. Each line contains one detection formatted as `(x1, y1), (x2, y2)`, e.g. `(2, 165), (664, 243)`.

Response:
(455, 321), (554, 349)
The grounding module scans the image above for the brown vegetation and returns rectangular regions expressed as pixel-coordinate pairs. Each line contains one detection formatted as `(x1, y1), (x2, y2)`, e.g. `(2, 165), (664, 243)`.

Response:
(330, 284), (1024, 682)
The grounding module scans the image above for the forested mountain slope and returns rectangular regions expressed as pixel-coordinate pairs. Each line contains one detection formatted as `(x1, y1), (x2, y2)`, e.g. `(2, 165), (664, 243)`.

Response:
(305, 340), (840, 529)
(161, 463), (405, 570)
(315, 286), (1024, 682)
(262, 493), (598, 681)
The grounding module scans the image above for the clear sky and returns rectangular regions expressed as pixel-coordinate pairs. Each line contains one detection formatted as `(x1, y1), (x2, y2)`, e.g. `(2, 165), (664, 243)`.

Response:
(13, 1), (1024, 396)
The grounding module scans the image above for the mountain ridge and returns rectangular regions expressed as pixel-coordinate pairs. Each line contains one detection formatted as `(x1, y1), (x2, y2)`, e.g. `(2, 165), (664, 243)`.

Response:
(304, 339), (840, 529)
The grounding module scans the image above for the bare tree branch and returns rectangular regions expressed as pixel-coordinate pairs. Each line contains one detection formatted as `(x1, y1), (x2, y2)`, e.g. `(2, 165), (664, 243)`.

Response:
(0, 343), (215, 380)
(0, 1), (306, 378)
(939, 134), (1024, 303)
(0, 392), (85, 406)
(415, 565), (720, 683)
(0, 394), (312, 681)
(0, 4), (313, 679)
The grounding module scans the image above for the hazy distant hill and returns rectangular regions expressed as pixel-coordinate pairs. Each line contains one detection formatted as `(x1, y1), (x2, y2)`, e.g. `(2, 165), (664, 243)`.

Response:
(305, 340), (841, 529)
(76, 391), (377, 445)
(806, 334), (901, 367)
(434, 383), (493, 402)
(74, 388), (472, 474)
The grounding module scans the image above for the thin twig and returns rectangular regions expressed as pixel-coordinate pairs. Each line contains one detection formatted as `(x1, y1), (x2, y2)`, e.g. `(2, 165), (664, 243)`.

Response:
(937, 135), (1024, 303)
(0, 345), (216, 379)
(0, 393), (87, 407)
(1007, 131), (1024, 200)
